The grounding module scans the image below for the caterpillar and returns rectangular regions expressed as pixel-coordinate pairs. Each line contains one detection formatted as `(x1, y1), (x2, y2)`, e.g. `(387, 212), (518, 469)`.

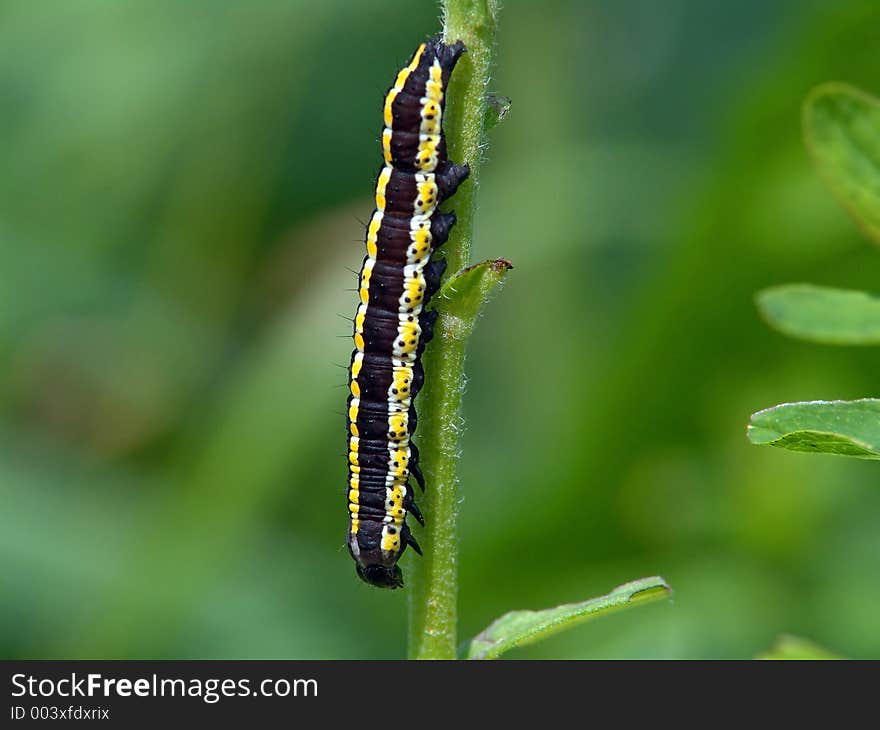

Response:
(346, 36), (469, 589)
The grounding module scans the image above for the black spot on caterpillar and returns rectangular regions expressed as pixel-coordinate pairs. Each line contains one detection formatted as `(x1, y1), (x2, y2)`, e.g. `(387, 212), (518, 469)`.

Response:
(346, 36), (469, 589)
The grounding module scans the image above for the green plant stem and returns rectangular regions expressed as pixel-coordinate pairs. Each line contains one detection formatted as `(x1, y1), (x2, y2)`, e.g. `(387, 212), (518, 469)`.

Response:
(406, 331), (467, 660)
(441, 0), (499, 275)
(407, 0), (499, 660)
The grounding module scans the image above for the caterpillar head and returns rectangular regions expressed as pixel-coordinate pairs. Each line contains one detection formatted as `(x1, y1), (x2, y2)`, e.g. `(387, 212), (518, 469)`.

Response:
(356, 563), (404, 589)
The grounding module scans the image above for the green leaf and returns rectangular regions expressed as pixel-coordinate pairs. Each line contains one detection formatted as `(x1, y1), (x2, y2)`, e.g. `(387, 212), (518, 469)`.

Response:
(465, 576), (671, 660)
(484, 93), (511, 130)
(436, 258), (513, 340)
(757, 635), (843, 660)
(748, 399), (880, 459)
(757, 284), (880, 345)
(804, 82), (880, 245)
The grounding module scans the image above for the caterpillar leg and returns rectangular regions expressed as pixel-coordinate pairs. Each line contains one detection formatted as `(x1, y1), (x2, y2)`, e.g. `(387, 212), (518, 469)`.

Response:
(436, 161), (470, 200)
(402, 524), (423, 555)
(410, 359), (425, 399)
(436, 162), (470, 200)
(430, 211), (457, 248)
(407, 403), (419, 436)
(418, 308), (440, 345)
(410, 441), (426, 491)
(403, 489), (424, 525)
(424, 259), (447, 298)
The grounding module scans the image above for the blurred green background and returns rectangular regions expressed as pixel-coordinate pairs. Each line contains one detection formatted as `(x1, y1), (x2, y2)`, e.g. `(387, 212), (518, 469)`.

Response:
(2, 0), (880, 659)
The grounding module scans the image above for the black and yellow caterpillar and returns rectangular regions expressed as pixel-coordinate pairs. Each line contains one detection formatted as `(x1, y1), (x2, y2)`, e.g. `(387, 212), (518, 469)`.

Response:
(346, 37), (469, 588)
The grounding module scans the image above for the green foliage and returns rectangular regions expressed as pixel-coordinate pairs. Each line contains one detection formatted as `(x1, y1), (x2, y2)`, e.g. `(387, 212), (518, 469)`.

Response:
(757, 635), (842, 660)
(804, 83), (880, 245)
(437, 258), (514, 336)
(746, 75), (880, 658)
(750, 81), (880, 462)
(757, 285), (880, 345)
(748, 400), (880, 458)
(465, 577), (671, 660)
